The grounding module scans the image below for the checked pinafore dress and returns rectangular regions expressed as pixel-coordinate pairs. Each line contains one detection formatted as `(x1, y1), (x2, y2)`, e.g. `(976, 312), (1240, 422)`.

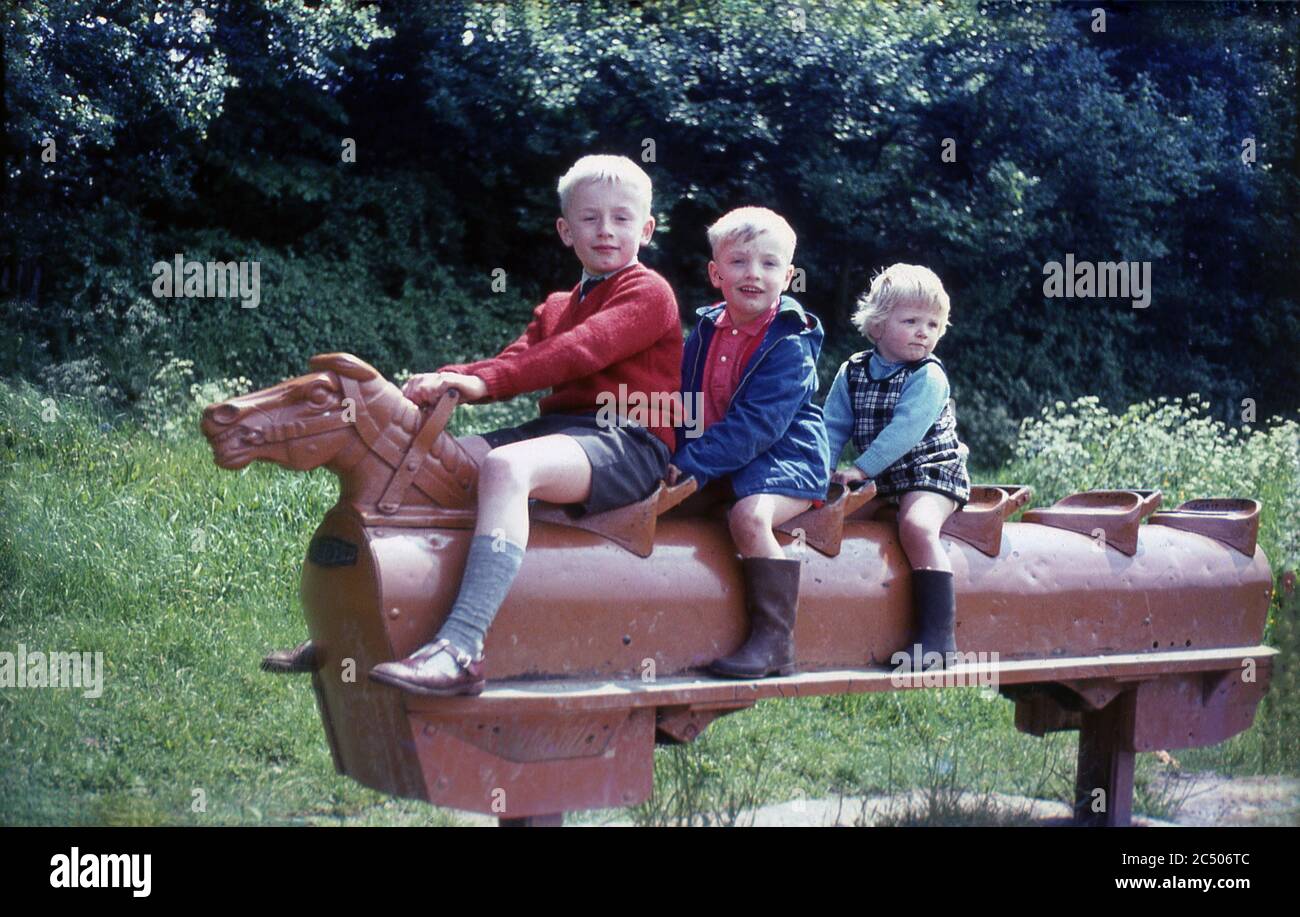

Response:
(845, 350), (970, 508)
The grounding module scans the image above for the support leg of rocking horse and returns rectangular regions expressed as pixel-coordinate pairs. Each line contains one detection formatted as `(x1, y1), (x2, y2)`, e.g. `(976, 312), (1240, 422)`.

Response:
(1073, 695), (1136, 827)
(498, 813), (564, 827)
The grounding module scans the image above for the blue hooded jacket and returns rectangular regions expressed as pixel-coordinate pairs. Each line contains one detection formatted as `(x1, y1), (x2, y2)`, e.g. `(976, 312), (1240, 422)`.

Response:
(672, 296), (831, 501)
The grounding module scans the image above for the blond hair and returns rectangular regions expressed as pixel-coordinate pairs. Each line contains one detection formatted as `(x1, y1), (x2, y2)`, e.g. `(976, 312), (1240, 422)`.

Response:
(852, 263), (951, 342)
(556, 154), (653, 217)
(706, 207), (797, 261)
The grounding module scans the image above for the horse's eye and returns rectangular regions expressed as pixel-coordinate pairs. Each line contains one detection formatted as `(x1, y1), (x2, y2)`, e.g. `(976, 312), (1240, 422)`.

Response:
(306, 385), (333, 407)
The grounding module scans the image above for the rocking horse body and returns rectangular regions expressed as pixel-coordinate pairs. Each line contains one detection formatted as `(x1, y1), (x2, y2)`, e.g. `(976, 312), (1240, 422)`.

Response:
(201, 353), (1276, 823)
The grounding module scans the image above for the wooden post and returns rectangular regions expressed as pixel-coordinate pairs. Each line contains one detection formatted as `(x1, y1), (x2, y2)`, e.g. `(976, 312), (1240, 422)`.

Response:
(499, 813), (564, 827)
(1074, 696), (1135, 827)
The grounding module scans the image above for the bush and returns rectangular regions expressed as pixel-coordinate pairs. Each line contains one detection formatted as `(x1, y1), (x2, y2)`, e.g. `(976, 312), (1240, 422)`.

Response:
(952, 386), (1021, 469)
(138, 357), (255, 442)
(1005, 393), (1300, 576)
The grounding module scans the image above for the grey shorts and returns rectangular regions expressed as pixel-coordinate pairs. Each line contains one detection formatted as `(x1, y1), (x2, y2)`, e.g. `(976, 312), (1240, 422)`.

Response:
(480, 412), (671, 517)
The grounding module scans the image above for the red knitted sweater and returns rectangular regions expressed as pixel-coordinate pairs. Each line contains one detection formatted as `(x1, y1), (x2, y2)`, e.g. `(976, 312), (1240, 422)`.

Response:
(437, 263), (683, 451)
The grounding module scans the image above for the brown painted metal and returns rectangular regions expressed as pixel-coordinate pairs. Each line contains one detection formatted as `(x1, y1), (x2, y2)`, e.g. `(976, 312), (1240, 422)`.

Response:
(774, 480), (878, 556)
(201, 354), (1279, 825)
(1005, 660), (1274, 826)
(655, 702), (755, 744)
(402, 648), (1275, 716)
(1021, 489), (1163, 555)
(529, 478), (697, 557)
(289, 506), (1273, 684)
(1075, 698), (1136, 826)
(1149, 498), (1261, 556)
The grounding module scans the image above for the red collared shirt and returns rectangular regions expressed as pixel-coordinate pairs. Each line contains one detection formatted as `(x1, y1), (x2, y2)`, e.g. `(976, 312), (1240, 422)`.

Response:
(701, 301), (779, 430)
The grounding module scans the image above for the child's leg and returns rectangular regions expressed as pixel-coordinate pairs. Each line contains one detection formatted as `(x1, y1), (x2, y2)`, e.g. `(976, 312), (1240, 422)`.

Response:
(437, 433), (593, 648)
(369, 435), (593, 694)
(474, 434), (592, 544)
(432, 433), (591, 652)
(262, 433), (495, 673)
(710, 494), (812, 679)
(896, 491), (960, 667)
(727, 493), (814, 558)
(896, 491), (957, 571)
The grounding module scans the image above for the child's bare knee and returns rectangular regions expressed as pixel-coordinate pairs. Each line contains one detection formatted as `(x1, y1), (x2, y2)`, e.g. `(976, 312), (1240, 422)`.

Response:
(479, 448), (529, 490)
(898, 515), (938, 545)
(727, 505), (767, 543)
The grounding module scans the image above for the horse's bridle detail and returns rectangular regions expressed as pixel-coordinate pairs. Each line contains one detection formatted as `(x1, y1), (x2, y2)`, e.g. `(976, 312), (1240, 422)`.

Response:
(336, 375), (476, 513)
(378, 388), (460, 514)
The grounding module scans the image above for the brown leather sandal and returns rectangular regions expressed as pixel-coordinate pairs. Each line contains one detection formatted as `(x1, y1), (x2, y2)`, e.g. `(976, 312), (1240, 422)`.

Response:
(369, 639), (486, 697)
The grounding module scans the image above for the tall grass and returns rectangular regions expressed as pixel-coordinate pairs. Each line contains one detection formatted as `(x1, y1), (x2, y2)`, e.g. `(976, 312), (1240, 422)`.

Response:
(0, 379), (464, 824)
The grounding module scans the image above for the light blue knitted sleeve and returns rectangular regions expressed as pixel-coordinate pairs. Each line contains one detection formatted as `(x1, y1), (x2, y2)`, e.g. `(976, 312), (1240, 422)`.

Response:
(821, 361), (855, 472)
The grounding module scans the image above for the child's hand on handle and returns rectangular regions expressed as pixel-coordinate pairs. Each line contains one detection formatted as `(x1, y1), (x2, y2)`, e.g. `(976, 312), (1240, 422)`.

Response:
(831, 466), (870, 487)
(402, 372), (488, 407)
(665, 463), (683, 485)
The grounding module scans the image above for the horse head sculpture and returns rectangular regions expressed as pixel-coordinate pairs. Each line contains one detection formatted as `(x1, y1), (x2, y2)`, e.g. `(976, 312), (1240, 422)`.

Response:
(200, 353), (478, 527)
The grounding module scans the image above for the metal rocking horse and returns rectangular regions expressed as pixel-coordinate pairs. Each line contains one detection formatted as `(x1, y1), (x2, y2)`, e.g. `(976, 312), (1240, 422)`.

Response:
(201, 352), (1276, 825)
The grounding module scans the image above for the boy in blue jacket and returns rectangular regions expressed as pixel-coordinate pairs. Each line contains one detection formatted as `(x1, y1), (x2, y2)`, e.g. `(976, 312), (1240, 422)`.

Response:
(667, 207), (830, 678)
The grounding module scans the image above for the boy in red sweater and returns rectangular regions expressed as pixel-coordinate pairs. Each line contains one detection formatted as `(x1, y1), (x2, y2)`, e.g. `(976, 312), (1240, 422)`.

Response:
(365, 154), (683, 695)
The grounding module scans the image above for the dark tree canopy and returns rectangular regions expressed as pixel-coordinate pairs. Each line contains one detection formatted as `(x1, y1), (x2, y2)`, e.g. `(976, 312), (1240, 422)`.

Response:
(4, 0), (1297, 461)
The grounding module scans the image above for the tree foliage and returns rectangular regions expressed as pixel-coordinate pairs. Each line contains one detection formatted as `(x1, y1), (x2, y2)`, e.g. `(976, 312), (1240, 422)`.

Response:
(4, 0), (1297, 461)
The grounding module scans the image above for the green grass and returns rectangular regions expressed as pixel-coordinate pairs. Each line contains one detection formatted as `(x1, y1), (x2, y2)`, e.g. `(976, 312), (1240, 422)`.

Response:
(1, 379), (1296, 826)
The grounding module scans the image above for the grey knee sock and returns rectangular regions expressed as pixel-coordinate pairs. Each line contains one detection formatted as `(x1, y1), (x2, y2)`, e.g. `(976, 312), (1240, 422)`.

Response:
(436, 534), (526, 656)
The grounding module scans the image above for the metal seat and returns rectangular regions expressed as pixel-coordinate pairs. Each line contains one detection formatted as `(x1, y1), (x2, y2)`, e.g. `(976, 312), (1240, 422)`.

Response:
(855, 484), (1035, 557)
(1148, 498), (1261, 556)
(529, 477), (698, 557)
(1020, 489), (1162, 555)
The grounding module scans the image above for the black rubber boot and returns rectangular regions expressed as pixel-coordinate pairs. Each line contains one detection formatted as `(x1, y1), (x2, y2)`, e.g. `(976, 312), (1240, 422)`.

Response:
(911, 569), (958, 671)
(709, 557), (801, 678)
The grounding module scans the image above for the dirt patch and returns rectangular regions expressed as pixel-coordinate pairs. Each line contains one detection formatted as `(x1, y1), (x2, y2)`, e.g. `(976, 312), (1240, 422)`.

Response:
(569, 771), (1299, 827)
(1149, 772), (1300, 827)
(733, 773), (1300, 827)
